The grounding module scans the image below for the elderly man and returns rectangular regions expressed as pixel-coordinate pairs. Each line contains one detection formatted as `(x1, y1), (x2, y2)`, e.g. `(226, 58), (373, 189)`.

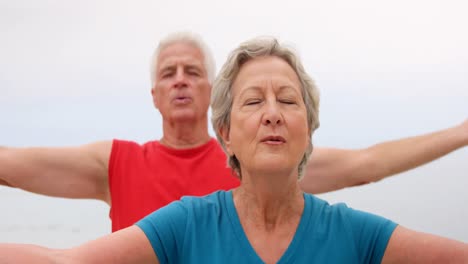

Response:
(1, 32), (467, 233)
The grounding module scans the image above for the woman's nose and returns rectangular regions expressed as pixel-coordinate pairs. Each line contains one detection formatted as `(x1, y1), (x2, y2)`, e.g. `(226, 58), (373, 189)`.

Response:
(262, 102), (283, 126)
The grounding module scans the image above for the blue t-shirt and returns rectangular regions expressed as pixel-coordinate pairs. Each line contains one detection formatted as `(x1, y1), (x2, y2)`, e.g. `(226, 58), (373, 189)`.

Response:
(136, 190), (397, 263)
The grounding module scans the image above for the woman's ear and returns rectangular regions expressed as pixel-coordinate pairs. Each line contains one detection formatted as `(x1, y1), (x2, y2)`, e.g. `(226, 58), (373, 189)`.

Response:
(218, 126), (233, 156)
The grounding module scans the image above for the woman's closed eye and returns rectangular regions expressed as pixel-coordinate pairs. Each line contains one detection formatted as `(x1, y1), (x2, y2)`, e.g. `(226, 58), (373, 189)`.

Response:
(278, 98), (297, 105)
(245, 99), (262, 105)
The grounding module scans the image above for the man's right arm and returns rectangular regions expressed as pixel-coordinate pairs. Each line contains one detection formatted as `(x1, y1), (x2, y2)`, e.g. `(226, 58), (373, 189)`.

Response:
(0, 141), (112, 204)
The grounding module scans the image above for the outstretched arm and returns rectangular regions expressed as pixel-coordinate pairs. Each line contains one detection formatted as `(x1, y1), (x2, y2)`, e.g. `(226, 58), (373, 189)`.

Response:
(382, 225), (468, 263)
(0, 226), (159, 264)
(0, 178), (11, 187)
(0, 141), (112, 203)
(300, 119), (468, 194)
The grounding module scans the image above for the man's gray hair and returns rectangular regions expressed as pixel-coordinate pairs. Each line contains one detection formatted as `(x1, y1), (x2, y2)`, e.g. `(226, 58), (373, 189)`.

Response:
(211, 36), (320, 179)
(150, 31), (216, 87)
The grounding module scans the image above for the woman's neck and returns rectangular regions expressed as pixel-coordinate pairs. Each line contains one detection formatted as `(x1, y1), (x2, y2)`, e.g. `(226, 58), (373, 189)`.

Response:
(233, 172), (303, 229)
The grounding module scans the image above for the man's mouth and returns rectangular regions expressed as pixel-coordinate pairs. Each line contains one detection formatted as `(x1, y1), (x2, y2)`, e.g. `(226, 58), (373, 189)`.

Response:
(173, 96), (192, 105)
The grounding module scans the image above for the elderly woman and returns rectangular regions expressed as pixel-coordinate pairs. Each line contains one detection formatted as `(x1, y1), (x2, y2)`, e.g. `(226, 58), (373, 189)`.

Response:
(1, 37), (467, 263)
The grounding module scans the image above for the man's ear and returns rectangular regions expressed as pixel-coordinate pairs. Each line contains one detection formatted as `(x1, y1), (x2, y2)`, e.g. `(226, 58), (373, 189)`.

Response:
(218, 126), (233, 156)
(151, 87), (159, 109)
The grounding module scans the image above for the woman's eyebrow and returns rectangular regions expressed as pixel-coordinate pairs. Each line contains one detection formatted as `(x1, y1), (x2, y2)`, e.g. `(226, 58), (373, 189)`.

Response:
(278, 85), (300, 94)
(237, 86), (262, 98)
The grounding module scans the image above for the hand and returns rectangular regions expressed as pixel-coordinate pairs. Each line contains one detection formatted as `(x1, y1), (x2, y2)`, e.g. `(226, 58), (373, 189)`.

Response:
(456, 119), (468, 146)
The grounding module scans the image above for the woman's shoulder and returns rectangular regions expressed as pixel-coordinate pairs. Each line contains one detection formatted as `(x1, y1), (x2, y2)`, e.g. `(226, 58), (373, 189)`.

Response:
(137, 191), (230, 230)
(304, 193), (365, 221)
(178, 190), (230, 211)
(304, 193), (396, 234)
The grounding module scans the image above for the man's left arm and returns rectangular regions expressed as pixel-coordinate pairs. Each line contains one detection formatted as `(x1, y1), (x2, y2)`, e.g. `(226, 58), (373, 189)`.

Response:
(300, 119), (468, 194)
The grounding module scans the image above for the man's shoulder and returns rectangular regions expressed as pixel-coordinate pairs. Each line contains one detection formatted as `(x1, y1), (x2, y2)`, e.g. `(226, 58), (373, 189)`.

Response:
(112, 139), (159, 149)
(109, 139), (161, 166)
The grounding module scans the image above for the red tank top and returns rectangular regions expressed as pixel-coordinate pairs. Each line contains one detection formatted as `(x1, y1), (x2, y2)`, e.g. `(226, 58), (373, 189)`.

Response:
(108, 138), (240, 231)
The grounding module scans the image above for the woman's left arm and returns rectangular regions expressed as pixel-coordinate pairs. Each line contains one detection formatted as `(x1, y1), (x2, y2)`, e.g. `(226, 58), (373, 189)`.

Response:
(381, 225), (468, 263)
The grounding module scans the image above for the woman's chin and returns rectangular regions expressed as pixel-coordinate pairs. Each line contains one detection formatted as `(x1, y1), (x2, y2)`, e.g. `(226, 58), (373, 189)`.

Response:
(249, 160), (297, 177)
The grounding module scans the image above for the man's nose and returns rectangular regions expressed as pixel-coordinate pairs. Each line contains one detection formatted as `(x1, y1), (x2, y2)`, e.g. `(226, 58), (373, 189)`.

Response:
(173, 69), (187, 88)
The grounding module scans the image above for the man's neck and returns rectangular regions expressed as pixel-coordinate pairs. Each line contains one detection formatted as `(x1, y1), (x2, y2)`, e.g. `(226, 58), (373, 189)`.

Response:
(160, 119), (211, 149)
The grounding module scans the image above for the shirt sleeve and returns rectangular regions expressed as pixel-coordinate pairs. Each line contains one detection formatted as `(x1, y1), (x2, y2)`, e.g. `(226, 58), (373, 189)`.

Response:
(343, 205), (398, 264)
(135, 200), (189, 264)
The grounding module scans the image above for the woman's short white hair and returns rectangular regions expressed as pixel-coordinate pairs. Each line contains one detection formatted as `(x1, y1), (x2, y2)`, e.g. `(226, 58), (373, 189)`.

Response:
(211, 36), (320, 179)
(149, 31), (216, 87)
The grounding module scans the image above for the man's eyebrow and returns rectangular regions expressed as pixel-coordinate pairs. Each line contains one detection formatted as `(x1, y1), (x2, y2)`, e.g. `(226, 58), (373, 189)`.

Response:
(185, 64), (199, 69)
(159, 64), (175, 71)
(185, 63), (204, 70)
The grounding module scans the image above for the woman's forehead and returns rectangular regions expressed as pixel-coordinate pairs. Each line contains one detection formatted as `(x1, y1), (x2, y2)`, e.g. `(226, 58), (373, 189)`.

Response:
(232, 56), (301, 95)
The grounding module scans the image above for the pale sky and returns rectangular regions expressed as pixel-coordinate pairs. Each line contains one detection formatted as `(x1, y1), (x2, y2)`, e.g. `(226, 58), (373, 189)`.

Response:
(1, 0), (467, 247)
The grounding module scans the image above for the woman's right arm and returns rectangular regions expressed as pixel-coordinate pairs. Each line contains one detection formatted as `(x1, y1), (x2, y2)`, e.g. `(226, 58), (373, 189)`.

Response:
(0, 226), (159, 264)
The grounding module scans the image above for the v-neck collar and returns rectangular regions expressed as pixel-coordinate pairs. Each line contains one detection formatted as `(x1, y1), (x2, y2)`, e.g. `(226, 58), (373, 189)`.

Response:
(224, 190), (312, 264)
